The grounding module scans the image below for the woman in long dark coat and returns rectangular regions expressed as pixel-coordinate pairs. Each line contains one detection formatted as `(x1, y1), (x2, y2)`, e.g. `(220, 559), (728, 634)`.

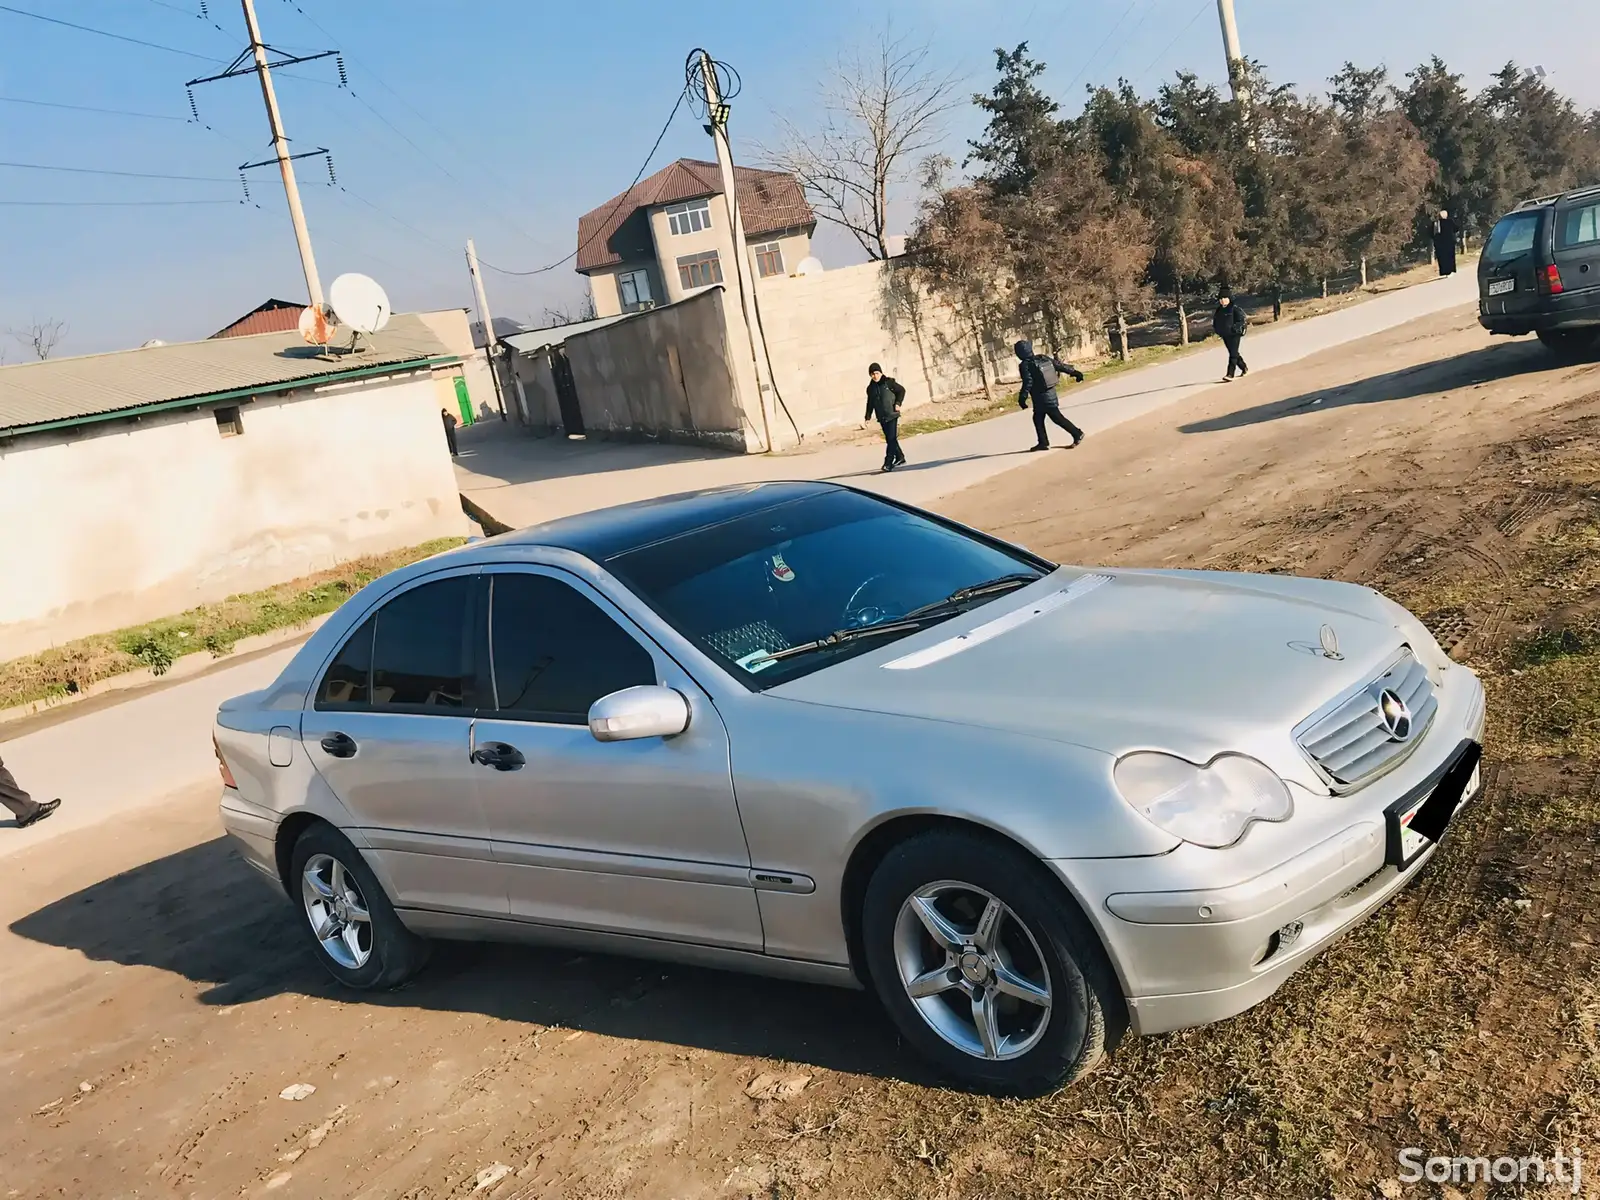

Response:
(1432, 209), (1459, 276)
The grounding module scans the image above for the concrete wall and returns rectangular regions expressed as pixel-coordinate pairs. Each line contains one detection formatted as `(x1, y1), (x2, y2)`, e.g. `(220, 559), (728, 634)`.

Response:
(417, 307), (501, 418)
(559, 288), (754, 451)
(0, 371), (468, 660)
(507, 346), (564, 431)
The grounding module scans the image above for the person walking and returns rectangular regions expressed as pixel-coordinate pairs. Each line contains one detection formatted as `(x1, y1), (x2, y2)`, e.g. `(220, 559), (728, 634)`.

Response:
(441, 408), (460, 457)
(1014, 340), (1085, 451)
(864, 363), (907, 472)
(1432, 209), (1459, 276)
(1, 755), (59, 829)
(1212, 291), (1248, 381)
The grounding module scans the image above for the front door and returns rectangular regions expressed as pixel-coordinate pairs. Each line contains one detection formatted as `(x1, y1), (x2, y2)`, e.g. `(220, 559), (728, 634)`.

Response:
(470, 566), (762, 950)
(301, 569), (505, 917)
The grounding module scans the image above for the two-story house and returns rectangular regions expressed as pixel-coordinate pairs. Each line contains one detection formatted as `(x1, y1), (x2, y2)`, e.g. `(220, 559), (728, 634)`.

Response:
(575, 158), (816, 319)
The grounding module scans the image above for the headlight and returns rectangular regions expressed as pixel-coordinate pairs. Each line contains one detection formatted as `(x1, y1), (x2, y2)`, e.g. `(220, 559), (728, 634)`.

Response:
(1113, 753), (1293, 848)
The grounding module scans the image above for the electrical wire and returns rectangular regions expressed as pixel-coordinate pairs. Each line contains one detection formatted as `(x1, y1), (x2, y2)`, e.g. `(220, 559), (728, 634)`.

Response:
(0, 95), (187, 121)
(0, 4), (220, 62)
(1138, 0), (1212, 82)
(1061, 0), (1140, 97)
(0, 198), (239, 206)
(476, 85), (688, 276)
(0, 159), (236, 183)
(1098, 0), (1167, 83)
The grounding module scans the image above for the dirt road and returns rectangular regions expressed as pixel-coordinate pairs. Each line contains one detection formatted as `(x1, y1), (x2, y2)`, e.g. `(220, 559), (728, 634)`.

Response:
(5, 306), (1600, 1199)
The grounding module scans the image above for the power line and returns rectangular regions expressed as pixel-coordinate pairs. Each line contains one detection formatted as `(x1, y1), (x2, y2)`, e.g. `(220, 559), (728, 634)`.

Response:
(0, 159), (237, 183)
(0, 4), (220, 62)
(1061, 0), (1140, 97)
(477, 85), (688, 276)
(0, 95), (187, 121)
(1138, 0), (1212, 83)
(0, 198), (239, 207)
(1099, 0), (1167, 83)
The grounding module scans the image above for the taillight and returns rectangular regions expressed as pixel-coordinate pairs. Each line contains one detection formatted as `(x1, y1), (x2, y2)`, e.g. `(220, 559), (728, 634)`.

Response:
(1540, 264), (1564, 295)
(213, 735), (237, 789)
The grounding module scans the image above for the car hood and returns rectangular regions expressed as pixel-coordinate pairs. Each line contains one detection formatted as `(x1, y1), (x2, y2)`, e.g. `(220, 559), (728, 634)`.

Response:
(770, 567), (1417, 791)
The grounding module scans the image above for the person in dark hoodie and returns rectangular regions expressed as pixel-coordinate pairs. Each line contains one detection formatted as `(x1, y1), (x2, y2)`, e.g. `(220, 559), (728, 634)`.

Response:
(1212, 290), (1248, 381)
(864, 363), (907, 472)
(1014, 339), (1085, 451)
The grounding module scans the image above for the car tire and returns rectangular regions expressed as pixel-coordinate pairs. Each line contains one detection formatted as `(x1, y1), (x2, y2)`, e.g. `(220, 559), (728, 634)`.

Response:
(861, 829), (1125, 1097)
(1536, 328), (1600, 356)
(289, 822), (430, 990)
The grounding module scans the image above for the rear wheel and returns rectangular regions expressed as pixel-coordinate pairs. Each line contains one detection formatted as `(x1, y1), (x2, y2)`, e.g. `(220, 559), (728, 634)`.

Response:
(861, 830), (1125, 1096)
(1536, 328), (1600, 356)
(289, 823), (430, 990)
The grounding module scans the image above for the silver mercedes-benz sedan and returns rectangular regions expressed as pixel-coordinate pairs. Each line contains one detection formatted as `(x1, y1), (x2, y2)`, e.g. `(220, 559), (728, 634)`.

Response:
(215, 481), (1485, 1095)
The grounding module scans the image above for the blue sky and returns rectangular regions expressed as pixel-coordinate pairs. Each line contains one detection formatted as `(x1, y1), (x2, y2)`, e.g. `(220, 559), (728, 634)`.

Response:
(2, 0), (1596, 357)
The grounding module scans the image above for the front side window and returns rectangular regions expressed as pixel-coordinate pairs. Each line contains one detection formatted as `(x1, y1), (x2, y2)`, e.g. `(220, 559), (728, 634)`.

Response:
(1484, 212), (1541, 261)
(617, 268), (652, 309)
(1557, 202), (1600, 250)
(607, 490), (1050, 688)
(753, 242), (785, 277)
(665, 199), (712, 236)
(677, 250), (723, 290)
(315, 576), (478, 711)
(489, 573), (655, 723)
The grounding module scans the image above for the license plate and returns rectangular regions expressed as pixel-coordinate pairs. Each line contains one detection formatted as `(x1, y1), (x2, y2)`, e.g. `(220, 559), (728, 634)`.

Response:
(1387, 749), (1481, 868)
(1487, 278), (1516, 296)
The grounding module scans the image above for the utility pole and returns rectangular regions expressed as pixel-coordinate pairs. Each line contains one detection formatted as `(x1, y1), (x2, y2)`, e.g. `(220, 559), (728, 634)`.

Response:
(1216, 0), (1250, 107)
(698, 49), (775, 453)
(239, 0), (322, 311)
(465, 238), (507, 419)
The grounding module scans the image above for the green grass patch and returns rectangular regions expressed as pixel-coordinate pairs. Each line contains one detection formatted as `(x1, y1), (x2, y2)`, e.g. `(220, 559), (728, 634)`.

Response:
(0, 537), (465, 712)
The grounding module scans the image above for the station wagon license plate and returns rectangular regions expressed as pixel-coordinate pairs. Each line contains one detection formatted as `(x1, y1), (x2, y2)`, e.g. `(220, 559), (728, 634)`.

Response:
(1387, 749), (1481, 868)
(1487, 277), (1516, 297)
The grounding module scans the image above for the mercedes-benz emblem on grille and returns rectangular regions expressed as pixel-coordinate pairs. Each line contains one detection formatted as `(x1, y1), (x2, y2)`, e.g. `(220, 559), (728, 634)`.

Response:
(1377, 688), (1413, 741)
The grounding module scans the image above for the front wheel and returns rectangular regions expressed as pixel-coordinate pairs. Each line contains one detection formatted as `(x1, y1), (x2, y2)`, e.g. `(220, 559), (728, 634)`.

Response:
(289, 823), (430, 990)
(1536, 328), (1600, 356)
(861, 830), (1125, 1096)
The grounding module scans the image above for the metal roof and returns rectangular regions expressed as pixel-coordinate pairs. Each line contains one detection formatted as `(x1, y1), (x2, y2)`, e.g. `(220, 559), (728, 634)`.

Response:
(501, 311), (634, 354)
(0, 313), (459, 437)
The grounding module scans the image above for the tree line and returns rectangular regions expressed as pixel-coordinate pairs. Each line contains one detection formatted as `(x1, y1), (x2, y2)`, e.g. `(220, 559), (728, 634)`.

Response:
(897, 44), (1600, 362)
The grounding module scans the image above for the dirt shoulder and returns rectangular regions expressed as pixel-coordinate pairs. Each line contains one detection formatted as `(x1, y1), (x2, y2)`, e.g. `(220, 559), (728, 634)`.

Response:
(4, 306), (1599, 1199)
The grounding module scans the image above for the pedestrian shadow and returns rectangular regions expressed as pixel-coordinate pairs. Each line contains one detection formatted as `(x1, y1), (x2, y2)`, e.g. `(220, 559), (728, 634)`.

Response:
(823, 450), (1031, 483)
(1178, 339), (1575, 435)
(8, 836), (937, 1087)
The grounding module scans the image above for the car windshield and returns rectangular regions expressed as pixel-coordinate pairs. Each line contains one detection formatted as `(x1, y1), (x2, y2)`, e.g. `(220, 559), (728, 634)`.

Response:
(1484, 212), (1541, 262)
(606, 489), (1052, 688)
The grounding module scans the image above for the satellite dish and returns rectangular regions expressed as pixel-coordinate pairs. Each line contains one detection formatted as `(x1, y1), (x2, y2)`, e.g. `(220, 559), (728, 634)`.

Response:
(328, 273), (392, 336)
(297, 303), (338, 346)
(139, 339), (166, 348)
(795, 256), (823, 276)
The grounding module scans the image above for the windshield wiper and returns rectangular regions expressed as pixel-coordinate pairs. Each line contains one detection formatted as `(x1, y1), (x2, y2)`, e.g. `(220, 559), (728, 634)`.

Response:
(749, 620), (931, 665)
(901, 572), (1042, 621)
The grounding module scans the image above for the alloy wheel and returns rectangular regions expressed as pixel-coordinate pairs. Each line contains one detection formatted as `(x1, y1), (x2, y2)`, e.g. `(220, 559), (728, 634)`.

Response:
(301, 853), (374, 970)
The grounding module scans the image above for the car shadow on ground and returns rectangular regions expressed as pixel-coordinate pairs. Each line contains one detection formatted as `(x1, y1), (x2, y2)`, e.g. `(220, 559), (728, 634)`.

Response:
(1178, 338), (1573, 434)
(9, 836), (940, 1086)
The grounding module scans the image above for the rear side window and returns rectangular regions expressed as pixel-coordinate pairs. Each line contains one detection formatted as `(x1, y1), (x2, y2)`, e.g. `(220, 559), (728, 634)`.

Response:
(489, 573), (654, 723)
(1484, 212), (1541, 260)
(315, 576), (478, 711)
(1557, 202), (1600, 250)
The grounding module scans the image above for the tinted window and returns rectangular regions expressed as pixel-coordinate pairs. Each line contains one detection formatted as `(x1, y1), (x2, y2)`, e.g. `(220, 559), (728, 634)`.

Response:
(1484, 212), (1540, 261)
(369, 576), (476, 710)
(1557, 202), (1600, 250)
(490, 574), (654, 723)
(607, 490), (1048, 688)
(316, 616), (374, 707)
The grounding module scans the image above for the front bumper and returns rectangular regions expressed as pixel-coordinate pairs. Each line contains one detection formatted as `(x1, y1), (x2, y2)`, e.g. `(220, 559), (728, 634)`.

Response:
(1053, 665), (1486, 1036)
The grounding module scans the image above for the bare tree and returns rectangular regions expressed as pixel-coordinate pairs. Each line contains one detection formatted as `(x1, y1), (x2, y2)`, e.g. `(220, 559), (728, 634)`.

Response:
(760, 32), (963, 260)
(10, 318), (67, 360)
(538, 292), (598, 328)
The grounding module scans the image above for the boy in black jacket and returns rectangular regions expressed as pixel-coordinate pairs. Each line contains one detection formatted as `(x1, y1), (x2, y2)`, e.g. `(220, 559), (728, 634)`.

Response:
(865, 363), (907, 472)
(1014, 340), (1085, 451)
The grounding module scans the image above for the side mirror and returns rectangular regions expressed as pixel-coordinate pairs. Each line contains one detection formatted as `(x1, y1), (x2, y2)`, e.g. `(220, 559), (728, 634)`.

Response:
(588, 685), (691, 743)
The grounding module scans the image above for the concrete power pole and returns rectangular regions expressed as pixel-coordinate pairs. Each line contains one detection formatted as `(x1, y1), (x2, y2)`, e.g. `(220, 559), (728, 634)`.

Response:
(698, 50), (775, 453)
(465, 238), (508, 420)
(239, 0), (324, 312)
(1216, 0), (1250, 107)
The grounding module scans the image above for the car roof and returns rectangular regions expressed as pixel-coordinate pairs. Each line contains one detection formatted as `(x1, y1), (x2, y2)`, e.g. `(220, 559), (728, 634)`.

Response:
(492, 479), (849, 562)
(1513, 183), (1600, 212)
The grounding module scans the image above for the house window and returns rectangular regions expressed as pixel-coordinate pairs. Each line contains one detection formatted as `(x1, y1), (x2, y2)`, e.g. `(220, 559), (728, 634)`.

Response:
(617, 268), (653, 310)
(665, 199), (712, 236)
(677, 250), (724, 291)
(752, 241), (785, 278)
(214, 405), (243, 437)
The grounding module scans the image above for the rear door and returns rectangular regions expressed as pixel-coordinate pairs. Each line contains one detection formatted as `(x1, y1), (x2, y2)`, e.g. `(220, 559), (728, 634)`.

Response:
(1480, 208), (1548, 319)
(1552, 197), (1600, 311)
(301, 570), (505, 917)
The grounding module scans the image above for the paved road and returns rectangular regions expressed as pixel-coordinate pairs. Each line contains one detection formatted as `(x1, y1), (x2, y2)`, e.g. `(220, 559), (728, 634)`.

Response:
(0, 273), (1478, 854)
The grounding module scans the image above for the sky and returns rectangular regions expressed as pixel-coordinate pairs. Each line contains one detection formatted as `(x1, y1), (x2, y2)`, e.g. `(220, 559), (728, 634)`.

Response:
(2, 0), (1597, 358)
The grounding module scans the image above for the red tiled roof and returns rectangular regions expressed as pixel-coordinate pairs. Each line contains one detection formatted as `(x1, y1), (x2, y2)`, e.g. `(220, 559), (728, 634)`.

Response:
(575, 158), (814, 273)
(211, 299), (306, 339)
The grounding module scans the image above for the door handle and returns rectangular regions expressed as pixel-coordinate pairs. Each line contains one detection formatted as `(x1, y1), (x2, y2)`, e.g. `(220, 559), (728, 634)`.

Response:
(319, 731), (358, 758)
(470, 741), (525, 771)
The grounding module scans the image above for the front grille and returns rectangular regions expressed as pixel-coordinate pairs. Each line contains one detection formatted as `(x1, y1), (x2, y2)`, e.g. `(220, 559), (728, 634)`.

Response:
(1296, 649), (1438, 788)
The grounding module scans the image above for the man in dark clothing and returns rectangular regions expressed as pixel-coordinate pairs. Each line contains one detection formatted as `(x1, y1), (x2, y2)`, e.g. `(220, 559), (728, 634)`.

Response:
(1, 755), (59, 829)
(1212, 292), (1248, 380)
(441, 408), (460, 456)
(864, 363), (907, 472)
(1432, 209), (1459, 276)
(1014, 340), (1085, 451)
